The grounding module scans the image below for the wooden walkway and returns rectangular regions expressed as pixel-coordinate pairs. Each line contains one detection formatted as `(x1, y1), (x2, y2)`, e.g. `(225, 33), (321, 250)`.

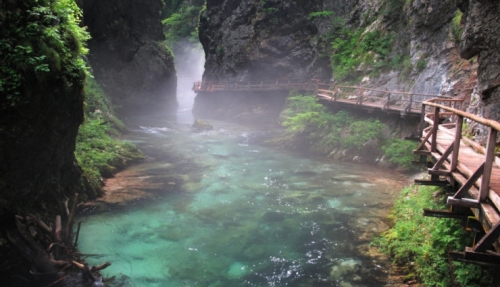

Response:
(193, 80), (454, 117)
(414, 98), (500, 265)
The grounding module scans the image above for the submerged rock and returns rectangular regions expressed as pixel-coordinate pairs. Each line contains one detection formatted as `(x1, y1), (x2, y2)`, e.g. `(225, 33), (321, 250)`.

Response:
(227, 262), (249, 279)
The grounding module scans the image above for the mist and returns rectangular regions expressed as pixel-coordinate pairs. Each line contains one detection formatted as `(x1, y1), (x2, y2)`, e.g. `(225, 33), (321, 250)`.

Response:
(174, 43), (205, 124)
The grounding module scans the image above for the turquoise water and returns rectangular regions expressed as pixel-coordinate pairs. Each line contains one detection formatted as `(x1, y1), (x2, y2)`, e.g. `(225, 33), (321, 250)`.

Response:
(77, 111), (403, 287)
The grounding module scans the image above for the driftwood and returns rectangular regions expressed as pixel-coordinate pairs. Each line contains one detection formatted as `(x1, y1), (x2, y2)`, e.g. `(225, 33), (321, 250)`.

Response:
(6, 193), (111, 284)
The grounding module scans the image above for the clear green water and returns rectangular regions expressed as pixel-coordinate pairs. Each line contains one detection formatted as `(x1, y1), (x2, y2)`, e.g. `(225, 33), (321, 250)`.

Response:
(77, 112), (403, 287)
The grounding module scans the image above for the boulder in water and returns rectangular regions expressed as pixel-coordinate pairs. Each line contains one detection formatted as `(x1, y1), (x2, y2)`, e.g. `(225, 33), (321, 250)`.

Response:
(192, 119), (213, 131)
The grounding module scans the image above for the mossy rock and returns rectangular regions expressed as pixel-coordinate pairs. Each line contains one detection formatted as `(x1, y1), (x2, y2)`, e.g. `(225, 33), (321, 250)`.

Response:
(192, 119), (213, 131)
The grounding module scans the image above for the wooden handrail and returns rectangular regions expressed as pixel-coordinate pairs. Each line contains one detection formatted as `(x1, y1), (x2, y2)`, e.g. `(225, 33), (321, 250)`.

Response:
(424, 100), (500, 132)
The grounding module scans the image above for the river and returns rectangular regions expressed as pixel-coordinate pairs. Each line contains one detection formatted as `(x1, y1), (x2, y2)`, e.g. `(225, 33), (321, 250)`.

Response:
(77, 50), (407, 287)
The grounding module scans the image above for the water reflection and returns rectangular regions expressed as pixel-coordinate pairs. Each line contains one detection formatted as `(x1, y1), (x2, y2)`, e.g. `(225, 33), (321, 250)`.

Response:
(78, 116), (404, 287)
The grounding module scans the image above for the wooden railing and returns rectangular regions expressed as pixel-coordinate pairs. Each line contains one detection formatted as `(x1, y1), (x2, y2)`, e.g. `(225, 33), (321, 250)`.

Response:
(193, 80), (464, 116)
(316, 84), (456, 116)
(193, 80), (318, 93)
(414, 98), (500, 264)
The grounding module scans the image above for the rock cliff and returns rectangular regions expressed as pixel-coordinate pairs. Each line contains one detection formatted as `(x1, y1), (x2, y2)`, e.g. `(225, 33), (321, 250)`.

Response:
(0, 0), (88, 216)
(197, 0), (499, 125)
(199, 0), (356, 82)
(458, 0), (500, 125)
(80, 0), (178, 113)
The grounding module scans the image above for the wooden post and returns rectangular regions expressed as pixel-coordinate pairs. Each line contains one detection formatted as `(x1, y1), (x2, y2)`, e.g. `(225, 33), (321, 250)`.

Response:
(385, 92), (391, 110)
(407, 94), (414, 113)
(419, 104), (426, 137)
(479, 127), (497, 202)
(451, 115), (463, 171)
(431, 107), (440, 152)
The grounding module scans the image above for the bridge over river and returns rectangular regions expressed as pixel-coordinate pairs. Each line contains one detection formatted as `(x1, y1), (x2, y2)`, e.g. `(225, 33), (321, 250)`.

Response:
(193, 79), (500, 265)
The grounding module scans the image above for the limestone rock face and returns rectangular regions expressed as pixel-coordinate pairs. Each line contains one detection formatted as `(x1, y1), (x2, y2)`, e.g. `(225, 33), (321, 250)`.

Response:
(199, 0), (357, 82)
(81, 0), (177, 113)
(458, 0), (500, 123)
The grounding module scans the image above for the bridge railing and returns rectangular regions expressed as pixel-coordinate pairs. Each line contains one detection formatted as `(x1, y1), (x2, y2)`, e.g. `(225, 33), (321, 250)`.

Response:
(414, 98), (500, 263)
(316, 83), (451, 115)
(193, 80), (318, 93)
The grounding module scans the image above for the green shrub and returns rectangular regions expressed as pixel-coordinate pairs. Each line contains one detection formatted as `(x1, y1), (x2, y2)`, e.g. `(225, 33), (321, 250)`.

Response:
(279, 94), (386, 153)
(75, 78), (143, 190)
(0, 0), (89, 106)
(373, 185), (496, 286)
(329, 26), (395, 81)
(162, 2), (203, 49)
(382, 139), (419, 170)
(451, 10), (463, 43)
(308, 11), (335, 20)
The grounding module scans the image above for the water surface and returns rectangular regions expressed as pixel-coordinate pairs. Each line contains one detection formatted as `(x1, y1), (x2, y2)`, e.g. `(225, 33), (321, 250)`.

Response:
(78, 113), (404, 287)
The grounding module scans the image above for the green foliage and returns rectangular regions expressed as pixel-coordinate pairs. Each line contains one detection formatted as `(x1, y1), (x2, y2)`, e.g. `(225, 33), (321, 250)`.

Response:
(382, 139), (419, 170)
(280, 94), (386, 153)
(329, 25), (395, 81)
(163, 4), (203, 45)
(373, 185), (496, 286)
(75, 78), (143, 190)
(308, 11), (335, 20)
(451, 10), (463, 43)
(0, 0), (90, 106)
(416, 58), (428, 72)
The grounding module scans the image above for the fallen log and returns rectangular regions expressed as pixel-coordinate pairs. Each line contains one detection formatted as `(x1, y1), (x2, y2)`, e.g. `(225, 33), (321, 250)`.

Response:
(6, 192), (110, 284)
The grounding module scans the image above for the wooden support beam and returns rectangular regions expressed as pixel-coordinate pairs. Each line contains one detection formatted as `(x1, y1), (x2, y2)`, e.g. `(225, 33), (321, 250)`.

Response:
(414, 129), (434, 153)
(447, 197), (480, 208)
(473, 221), (500, 252)
(449, 250), (500, 266)
(466, 216), (484, 233)
(428, 143), (454, 175)
(414, 179), (449, 186)
(423, 208), (469, 219)
(449, 162), (484, 200)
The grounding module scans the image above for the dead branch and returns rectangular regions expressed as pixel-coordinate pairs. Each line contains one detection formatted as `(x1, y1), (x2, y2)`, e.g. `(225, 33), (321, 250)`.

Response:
(64, 197), (70, 217)
(90, 262), (111, 273)
(28, 214), (53, 235)
(64, 193), (79, 244)
(54, 215), (62, 243)
(72, 261), (96, 282)
(74, 221), (82, 247)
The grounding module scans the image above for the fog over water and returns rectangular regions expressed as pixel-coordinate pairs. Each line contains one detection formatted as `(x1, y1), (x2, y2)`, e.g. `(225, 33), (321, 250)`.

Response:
(175, 46), (204, 125)
(77, 45), (406, 287)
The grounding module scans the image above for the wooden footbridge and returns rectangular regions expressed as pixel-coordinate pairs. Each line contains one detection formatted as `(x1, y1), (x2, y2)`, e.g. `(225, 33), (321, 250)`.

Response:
(194, 79), (500, 265)
(193, 80), (456, 117)
(414, 98), (500, 265)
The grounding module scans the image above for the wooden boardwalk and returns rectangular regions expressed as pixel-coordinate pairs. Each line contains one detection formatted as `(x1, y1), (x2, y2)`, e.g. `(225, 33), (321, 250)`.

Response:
(414, 99), (500, 265)
(193, 80), (451, 117)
